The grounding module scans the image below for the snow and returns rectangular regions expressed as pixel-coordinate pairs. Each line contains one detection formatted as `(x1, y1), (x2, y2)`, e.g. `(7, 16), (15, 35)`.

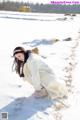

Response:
(0, 11), (80, 120)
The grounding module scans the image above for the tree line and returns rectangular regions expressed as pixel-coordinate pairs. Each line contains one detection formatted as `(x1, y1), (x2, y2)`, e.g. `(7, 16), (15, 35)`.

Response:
(0, 1), (80, 13)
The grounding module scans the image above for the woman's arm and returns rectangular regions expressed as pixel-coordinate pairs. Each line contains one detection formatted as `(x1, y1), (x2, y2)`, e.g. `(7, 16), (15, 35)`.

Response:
(28, 59), (42, 91)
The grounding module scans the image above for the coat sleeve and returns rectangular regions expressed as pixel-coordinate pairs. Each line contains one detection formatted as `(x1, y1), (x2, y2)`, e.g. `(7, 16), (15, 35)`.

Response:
(28, 59), (42, 91)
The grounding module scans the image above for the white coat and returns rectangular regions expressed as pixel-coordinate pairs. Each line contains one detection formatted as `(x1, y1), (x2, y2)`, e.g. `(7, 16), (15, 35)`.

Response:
(23, 53), (68, 99)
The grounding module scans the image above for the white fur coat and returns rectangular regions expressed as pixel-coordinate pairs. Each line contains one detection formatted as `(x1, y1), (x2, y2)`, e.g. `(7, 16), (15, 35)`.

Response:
(23, 53), (68, 99)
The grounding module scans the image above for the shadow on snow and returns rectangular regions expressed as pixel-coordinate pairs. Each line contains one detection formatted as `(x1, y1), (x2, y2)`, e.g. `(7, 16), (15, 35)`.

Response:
(0, 95), (53, 120)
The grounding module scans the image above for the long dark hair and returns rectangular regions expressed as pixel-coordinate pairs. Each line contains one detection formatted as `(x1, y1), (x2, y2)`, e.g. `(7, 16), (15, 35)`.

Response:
(12, 46), (31, 77)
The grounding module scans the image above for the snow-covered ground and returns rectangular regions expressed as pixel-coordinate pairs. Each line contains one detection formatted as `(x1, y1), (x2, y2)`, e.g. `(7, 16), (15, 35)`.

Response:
(0, 11), (80, 120)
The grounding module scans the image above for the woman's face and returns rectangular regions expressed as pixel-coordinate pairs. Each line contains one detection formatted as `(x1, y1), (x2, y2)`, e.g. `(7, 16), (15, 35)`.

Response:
(15, 53), (25, 61)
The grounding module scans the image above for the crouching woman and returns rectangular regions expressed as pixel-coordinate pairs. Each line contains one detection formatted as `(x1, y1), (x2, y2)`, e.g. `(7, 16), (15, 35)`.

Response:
(12, 46), (68, 99)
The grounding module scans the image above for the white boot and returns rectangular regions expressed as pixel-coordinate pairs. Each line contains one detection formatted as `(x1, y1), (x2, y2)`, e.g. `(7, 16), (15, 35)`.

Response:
(33, 88), (48, 98)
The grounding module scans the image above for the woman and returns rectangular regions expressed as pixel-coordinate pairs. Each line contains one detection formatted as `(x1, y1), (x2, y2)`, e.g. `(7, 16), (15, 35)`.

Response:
(12, 46), (68, 99)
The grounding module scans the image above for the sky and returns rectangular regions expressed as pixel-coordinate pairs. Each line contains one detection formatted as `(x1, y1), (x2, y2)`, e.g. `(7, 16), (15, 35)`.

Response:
(1, 0), (80, 4)
(1, 0), (49, 4)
